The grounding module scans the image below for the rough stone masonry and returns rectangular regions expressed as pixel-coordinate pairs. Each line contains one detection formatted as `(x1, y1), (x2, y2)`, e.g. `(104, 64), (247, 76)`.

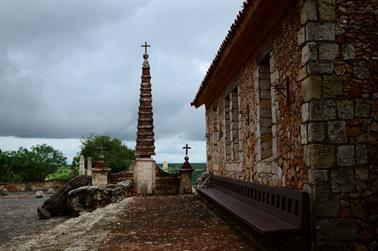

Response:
(192, 0), (378, 250)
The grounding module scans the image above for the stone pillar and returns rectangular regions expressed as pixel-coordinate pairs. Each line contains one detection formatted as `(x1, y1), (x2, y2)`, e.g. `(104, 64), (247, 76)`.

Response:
(87, 157), (92, 176)
(162, 160), (168, 171)
(179, 156), (194, 194)
(133, 158), (156, 195)
(92, 154), (110, 187)
(133, 42), (157, 195)
(79, 155), (85, 175)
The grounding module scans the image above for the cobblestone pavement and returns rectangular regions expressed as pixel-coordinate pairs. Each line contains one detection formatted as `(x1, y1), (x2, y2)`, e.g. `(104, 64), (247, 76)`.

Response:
(0, 193), (67, 247)
(101, 195), (252, 251)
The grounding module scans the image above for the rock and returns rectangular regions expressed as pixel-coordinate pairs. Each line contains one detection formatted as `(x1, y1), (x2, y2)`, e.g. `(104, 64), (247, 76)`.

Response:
(47, 188), (55, 194)
(1, 188), (9, 195)
(196, 172), (211, 188)
(35, 190), (44, 198)
(38, 175), (92, 219)
(37, 207), (51, 220)
(66, 180), (133, 215)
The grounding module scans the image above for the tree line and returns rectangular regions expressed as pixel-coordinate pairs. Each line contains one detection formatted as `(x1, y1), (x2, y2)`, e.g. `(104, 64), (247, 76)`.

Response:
(0, 135), (135, 182)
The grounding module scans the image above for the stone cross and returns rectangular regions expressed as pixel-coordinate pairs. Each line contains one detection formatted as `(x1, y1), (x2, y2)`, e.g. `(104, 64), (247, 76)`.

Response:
(97, 145), (105, 156)
(182, 144), (191, 156)
(87, 157), (92, 176)
(79, 155), (85, 175)
(141, 41), (150, 54)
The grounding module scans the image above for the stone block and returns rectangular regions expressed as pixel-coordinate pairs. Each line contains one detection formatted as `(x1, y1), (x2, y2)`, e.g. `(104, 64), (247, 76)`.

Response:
(302, 102), (310, 122)
(330, 219), (357, 240)
(355, 168), (368, 180)
(305, 144), (335, 168)
(341, 43), (355, 60)
(308, 122), (326, 142)
(297, 26), (306, 46)
(306, 22), (336, 41)
(319, 43), (339, 60)
(355, 100), (370, 118)
(328, 121), (347, 143)
(350, 199), (365, 218)
(307, 62), (335, 74)
(314, 191), (340, 217)
(337, 100), (354, 119)
(301, 75), (322, 102)
(353, 63), (370, 80)
(316, 241), (344, 251)
(309, 99), (336, 121)
(355, 144), (368, 165)
(316, 219), (331, 240)
(301, 42), (318, 65)
(331, 168), (354, 192)
(323, 74), (343, 98)
(337, 145), (355, 166)
(319, 0), (336, 21)
(301, 124), (308, 144)
(300, 0), (317, 24)
(308, 169), (329, 185)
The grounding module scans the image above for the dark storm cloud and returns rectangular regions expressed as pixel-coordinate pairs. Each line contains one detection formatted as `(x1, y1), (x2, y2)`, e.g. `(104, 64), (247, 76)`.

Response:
(0, 0), (241, 142)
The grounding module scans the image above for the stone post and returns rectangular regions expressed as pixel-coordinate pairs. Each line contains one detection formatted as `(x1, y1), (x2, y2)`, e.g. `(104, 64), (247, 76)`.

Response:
(133, 158), (156, 195)
(162, 160), (168, 171)
(87, 157), (92, 176)
(92, 154), (110, 187)
(179, 156), (194, 194)
(79, 155), (85, 175)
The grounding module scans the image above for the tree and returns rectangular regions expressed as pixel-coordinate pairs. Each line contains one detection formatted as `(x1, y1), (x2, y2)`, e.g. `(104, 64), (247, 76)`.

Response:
(0, 149), (16, 182)
(7, 144), (67, 182)
(79, 135), (135, 173)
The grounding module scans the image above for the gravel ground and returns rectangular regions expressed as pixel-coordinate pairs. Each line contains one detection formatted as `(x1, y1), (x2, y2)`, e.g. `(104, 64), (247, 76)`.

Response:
(0, 193), (67, 248)
(101, 195), (252, 251)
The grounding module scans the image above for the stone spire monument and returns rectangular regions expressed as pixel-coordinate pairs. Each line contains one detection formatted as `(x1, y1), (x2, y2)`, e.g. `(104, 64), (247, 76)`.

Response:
(135, 41), (155, 158)
(133, 42), (157, 194)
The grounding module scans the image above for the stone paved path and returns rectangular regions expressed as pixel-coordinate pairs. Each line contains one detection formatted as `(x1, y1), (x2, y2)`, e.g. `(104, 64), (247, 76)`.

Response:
(0, 193), (67, 247)
(101, 195), (252, 251)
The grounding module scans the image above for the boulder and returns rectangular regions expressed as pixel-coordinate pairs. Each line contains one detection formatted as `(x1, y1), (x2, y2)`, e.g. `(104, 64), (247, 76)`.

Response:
(1, 188), (9, 196)
(38, 175), (91, 219)
(67, 180), (133, 215)
(35, 190), (44, 198)
(196, 172), (211, 188)
(47, 188), (55, 194)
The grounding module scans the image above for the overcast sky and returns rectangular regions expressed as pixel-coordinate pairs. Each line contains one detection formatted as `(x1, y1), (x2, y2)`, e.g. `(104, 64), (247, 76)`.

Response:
(0, 0), (242, 163)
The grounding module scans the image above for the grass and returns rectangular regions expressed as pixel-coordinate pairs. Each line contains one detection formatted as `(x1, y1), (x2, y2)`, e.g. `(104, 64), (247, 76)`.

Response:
(157, 163), (207, 183)
(46, 167), (73, 181)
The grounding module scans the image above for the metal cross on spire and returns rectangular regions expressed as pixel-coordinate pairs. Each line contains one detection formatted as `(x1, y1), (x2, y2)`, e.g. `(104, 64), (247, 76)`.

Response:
(182, 144), (191, 156)
(141, 41), (151, 54)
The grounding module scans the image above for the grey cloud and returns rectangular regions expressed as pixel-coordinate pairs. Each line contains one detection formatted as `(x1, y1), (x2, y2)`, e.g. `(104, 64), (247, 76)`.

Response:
(0, 0), (241, 144)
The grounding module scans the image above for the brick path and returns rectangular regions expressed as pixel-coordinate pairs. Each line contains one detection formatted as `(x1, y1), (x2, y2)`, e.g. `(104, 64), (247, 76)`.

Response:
(101, 195), (252, 251)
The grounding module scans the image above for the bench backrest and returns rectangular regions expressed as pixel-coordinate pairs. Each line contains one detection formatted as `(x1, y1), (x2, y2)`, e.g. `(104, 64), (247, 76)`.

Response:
(211, 175), (309, 228)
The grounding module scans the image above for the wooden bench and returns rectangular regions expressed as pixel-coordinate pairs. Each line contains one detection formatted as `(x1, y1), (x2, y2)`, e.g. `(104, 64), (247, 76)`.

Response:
(197, 175), (310, 236)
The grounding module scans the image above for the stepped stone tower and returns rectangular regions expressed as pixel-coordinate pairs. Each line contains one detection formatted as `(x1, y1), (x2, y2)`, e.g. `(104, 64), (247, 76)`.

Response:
(133, 42), (157, 194)
(135, 42), (155, 158)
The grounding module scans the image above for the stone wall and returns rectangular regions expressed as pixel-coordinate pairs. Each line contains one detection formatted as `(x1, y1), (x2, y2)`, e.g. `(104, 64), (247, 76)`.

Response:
(0, 180), (66, 192)
(205, 5), (306, 189)
(205, 0), (377, 249)
(299, 0), (377, 250)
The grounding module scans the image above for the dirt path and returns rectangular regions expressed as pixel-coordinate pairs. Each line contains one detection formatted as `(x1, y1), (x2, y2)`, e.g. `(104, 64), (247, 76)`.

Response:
(101, 195), (252, 251)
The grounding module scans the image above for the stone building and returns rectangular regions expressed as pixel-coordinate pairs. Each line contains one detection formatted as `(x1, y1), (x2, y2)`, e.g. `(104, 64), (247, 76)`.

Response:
(192, 0), (377, 250)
